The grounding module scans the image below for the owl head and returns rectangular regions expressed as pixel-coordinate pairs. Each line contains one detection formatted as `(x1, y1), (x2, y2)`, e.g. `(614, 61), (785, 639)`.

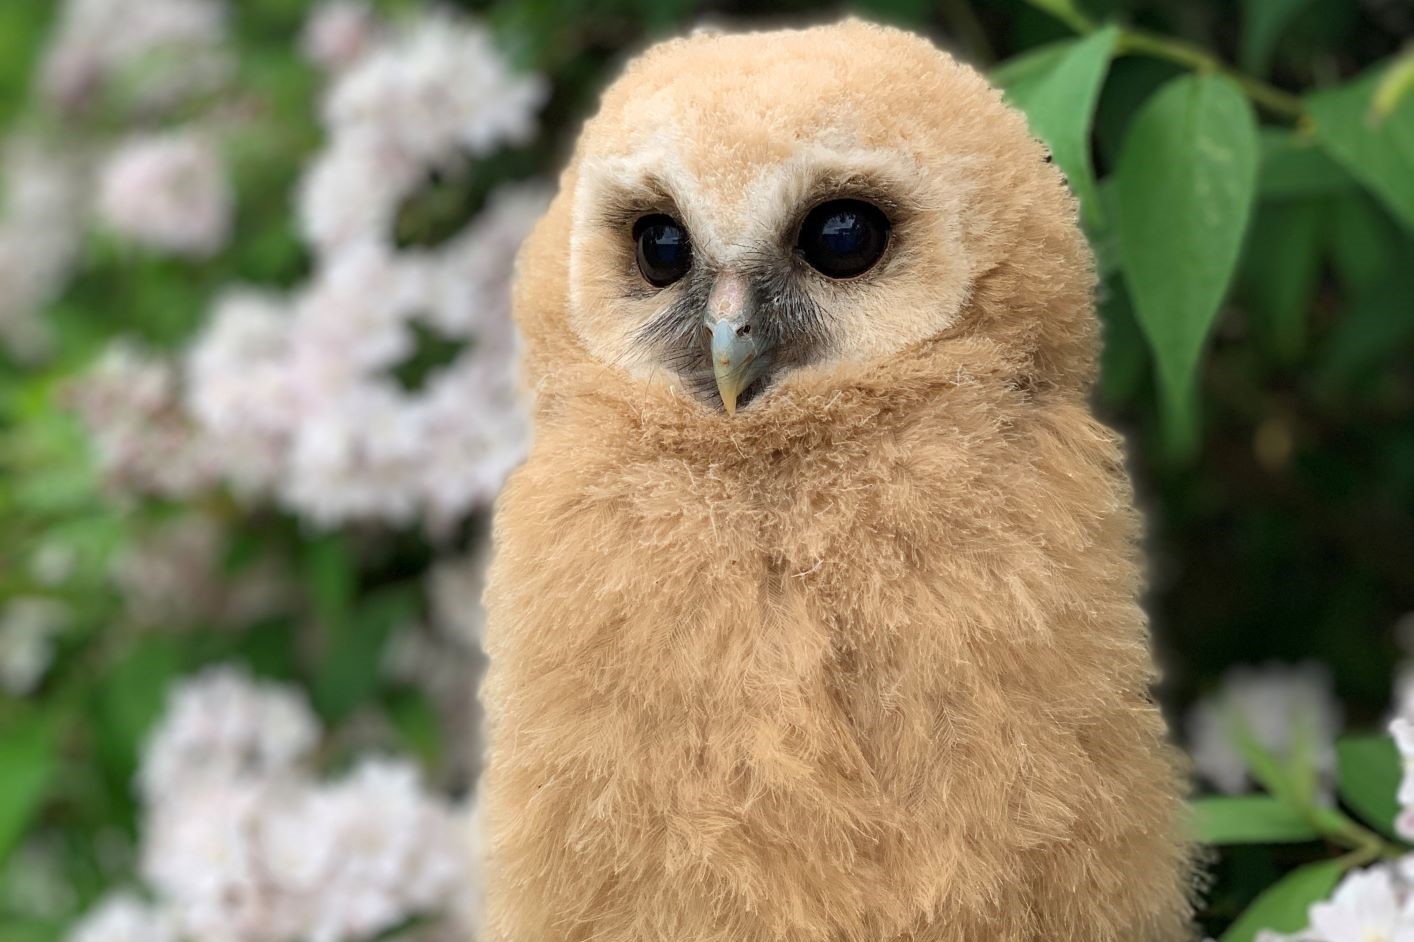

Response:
(517, 20), (1096, 425)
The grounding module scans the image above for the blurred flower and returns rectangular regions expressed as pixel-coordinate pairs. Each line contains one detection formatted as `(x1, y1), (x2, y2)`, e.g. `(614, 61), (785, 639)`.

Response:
(183, 288), (294, 495)
(186, 185), (544, 528)
(29, 543), (79, 588)
(141, 759), (466, 942)
(142, 779), (301, 942)
(0, 597), (68, 695)
(297, 759), (465, 942)
(298, 7), (546, 255)
(96, 131), (233, 257)
(1391, 718), (1414, 841)
(112, 513), (290, 629)
(291, 241), (426, 378)
(417, 183), (548, 347)
(140, 665), (319, 801)
(1394, 665), (1414, 726)
(324, 10), (546, 164)
(297, 137), (421, 254)
(1258, 863), (1414, 942)
(2, 836), (78, 922)
(1187, 662), (1342, 795)
(380, 548), (494, 783)
(130, 665), (470, 942)
(68, 892), (177, 942)
(0, 137), (87, 361)
(302, 1), (382, 73)
(429, 546), (490, 648)
(1308, 867), (1414, 942)
(68, 342), (217, 500)
(40, 0), (230, 113)
(66, 8), (545, 531)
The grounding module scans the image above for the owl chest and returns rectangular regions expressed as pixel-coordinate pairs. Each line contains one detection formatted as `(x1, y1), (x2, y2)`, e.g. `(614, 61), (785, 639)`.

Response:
(532, 459), (1003, 735)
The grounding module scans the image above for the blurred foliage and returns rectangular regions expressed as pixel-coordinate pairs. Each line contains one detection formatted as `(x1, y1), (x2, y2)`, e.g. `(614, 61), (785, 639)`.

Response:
(0, 0), (1411, 939)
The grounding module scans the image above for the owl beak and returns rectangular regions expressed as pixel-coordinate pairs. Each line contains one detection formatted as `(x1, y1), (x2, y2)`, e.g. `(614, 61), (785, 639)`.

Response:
(705, 272), (766, 416)
(709, 319), (759, 416)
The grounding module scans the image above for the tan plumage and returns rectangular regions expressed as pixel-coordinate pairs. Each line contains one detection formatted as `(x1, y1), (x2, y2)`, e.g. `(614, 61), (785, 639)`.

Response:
(481, 19), (1193, 941)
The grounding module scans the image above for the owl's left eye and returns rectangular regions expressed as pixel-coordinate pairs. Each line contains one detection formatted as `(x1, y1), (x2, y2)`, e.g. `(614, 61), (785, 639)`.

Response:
(633, 214), (692, 287)
(796, 199), (891, 280)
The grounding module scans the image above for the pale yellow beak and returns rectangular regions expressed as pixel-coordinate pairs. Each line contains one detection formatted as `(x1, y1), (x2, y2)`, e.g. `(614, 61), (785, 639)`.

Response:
(710, 319), (759, 416)
(704, 272), (767, 416)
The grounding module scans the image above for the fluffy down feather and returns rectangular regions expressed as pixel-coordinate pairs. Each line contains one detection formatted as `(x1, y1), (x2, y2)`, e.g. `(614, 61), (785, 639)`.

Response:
(481, 19), (1193, 942)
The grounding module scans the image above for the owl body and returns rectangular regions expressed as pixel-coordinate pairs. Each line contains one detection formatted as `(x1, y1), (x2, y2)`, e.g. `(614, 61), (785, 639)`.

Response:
(481, 21), (1191, 942)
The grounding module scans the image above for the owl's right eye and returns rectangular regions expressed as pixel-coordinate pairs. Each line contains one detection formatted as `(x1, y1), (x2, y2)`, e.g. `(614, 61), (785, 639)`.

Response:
(633, 214), (692, 287)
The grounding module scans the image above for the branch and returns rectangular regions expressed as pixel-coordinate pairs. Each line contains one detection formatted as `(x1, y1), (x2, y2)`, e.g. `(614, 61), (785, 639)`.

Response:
(1117, 28), (1305, 119)
(1022, 0), (1306, 119)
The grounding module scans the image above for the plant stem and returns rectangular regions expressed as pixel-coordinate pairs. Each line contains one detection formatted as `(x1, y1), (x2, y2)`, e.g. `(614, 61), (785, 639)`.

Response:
(1024, 0), (1307, 118)
(1117, 28), (1305, 118)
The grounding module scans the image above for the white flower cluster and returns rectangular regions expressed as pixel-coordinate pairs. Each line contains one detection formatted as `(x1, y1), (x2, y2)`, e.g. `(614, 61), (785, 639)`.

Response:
(0, 137), (87, 360)
(382, 549), (492, 781)
(138, 665), (321, 800)
(70, 665), (470, 942)
(299, 8), (545, 257)
(185, 183), (545, 527)
(1192, 652), (1414, 942)
(0, 597), (69, 695)
(96, 131), (233, 257)
(1187, 662), (1343, 796)
(1259, 865), (1414, 942)
(66, 343), (220, 500)
(69, 894), (177, 942)
(39, 0), (230, 113)
(0, 0), (239, 360)
(301, 2), (382, 73)
(67, 4), (548, 528)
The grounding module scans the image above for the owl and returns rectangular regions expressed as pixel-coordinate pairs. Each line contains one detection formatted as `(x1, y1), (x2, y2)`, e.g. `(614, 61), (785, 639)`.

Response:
(480, 19), (1193, 942)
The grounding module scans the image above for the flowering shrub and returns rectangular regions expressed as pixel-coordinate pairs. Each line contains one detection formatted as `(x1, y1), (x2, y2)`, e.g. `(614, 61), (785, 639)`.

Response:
(1189, 661), (1414, 940)
(0, 1), (1409, 941)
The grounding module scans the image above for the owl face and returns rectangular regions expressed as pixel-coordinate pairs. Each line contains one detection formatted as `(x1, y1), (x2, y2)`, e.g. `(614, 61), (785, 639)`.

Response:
(565, 21), (1061, 415)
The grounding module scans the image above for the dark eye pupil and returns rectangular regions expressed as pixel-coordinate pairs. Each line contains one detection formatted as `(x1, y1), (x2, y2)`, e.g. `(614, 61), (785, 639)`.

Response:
(797, 199), (890, 279)
(633, 214), (691, 287)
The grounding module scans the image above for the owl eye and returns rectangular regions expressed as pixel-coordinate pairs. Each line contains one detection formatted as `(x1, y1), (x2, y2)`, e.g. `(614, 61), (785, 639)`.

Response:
(796, 199), (891, 279)
(633, 214), (692, 287)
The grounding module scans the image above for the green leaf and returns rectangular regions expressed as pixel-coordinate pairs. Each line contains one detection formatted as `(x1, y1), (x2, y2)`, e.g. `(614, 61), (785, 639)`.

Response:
(1220, 858), (1346, 942)
(1114, 74), (1259, 456)
(1191, 795), (1320, 845)
(388, 321), (469, 393)
(1239, 0), (1313, 75)
(304, 534), (356, 630)
(996, 25), (1118, 228)
(1097, 276), (1148, 405)
(1335, 734), (1404, 841)
(1317, 262), (1414, 396)
(1373, 51), (1414, 122)
(0, 715), (58, 864)
(1309, 65), (1414, 229)
(1326, 193), (1406, 294)
(849, 0), (932, 27)
(1259, 129), (1353, 200)
(0, 4), (52, 127)
(1239, 201), (1324, 362)
(94, 637), (182, 788)
(386, 688), (445, 771)
(313, 585), (420, 721)
(991, 41), (1069, 91)
(1020, 0), (1093, 32)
